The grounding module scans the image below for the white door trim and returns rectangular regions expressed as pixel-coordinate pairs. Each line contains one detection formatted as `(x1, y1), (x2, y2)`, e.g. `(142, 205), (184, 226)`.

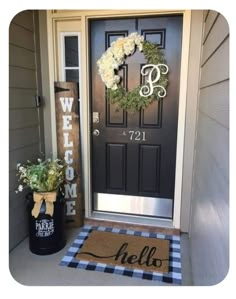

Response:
(83, 11), (191, 229)
(172, 11), (192, 228)
(45, 10), (192, 230)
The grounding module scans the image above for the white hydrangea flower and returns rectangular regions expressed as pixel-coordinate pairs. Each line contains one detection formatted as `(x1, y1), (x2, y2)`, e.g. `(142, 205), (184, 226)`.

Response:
(138, 43), (143, 52)
(123, 39), (135, 56)
(113, 75), (120, 83)
(111, 84), (118, 90)
(97, 32), (144, 89)
(18, 185), (23, 192)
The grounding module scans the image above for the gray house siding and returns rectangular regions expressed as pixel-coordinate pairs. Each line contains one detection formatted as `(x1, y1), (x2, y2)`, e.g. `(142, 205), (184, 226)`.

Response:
(190, 10), (229, 285)
(9, 10), (44, 250)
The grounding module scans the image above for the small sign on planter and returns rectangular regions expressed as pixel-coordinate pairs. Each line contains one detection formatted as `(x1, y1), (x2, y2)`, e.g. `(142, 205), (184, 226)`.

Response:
(27, 193), (66, 255)
(54, 82), (84, 227)
(35, 219), (54, 237)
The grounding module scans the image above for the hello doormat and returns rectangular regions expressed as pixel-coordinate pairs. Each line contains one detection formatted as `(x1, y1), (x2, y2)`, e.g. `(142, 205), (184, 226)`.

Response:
(76, 230), (169, 273)
(60, 225), (182, 284)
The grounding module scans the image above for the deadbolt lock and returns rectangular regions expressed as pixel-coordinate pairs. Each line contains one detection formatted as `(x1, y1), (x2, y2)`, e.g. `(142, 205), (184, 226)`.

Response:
(93, 112), (99, 123)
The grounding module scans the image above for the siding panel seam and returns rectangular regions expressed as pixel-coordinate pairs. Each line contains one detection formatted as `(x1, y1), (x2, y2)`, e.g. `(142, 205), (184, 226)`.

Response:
(9, 87), (37, 91)
(198, 108), (229, 130)
(9, 86), (37, 90)
(200, 78), (229, 90)
(9, 43), (35, 53)
(9, 64), (36, 71)
(9, 124), (40, 131)
(204, 10), (210, 22)
(10, 22), (34, 33)
(201, 35), (229, 68)
(9, 124), (39, 131)
(9, 107), (38, 111)
(9, 65), (36, 72)
(203, 13), (219, 45)
(9, 141), (41, 153)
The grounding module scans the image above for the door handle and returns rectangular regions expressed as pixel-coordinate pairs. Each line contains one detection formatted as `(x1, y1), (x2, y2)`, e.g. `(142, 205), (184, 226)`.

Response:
(93, 129), (100, 136)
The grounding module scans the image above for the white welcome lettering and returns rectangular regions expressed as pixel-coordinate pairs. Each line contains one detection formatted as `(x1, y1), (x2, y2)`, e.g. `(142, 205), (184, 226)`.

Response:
(60, 95), (76, 217)
(60, 97), (74, 112)
(64, 149), (73, 164)
(66, 201), (76, 216)
(63, 132), (73, 147)
(64, 183), (77, 198)
(62, 115), (72, 130)
(66, 166), (74, 181)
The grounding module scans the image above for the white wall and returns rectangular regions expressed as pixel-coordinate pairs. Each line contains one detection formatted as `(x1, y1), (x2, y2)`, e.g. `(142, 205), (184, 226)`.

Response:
(190, 10), (229, 285)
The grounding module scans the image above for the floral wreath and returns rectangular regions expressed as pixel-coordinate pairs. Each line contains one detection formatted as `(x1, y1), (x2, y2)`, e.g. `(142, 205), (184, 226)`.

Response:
(97, 32), (169, 111)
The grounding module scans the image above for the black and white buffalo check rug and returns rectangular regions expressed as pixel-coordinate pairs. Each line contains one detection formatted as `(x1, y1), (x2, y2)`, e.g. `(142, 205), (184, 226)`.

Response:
(59, 225), (182, 284)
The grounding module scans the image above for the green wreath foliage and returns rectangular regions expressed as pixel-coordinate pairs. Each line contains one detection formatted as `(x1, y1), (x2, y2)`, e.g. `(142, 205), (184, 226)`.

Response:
(107, 41), (168, 112)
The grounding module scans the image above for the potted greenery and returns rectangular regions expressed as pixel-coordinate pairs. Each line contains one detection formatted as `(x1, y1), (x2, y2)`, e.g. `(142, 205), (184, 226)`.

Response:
(16, 157), (67, 255)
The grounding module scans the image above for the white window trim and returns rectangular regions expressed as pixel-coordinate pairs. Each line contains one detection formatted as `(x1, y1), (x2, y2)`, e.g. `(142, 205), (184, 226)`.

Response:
(60, 32), (81, 87)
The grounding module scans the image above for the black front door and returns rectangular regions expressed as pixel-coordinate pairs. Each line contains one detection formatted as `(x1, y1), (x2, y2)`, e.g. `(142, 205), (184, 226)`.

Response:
(89, 16), (183, 217)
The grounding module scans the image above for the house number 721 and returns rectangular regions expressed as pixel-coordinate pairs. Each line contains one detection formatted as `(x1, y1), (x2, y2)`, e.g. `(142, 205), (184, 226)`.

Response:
(129, 130), (146, 141)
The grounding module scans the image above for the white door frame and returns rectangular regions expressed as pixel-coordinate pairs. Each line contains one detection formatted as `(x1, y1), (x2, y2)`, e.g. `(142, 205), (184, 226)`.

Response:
(44, 9), (196, 230)
(82, 10), (191, 230)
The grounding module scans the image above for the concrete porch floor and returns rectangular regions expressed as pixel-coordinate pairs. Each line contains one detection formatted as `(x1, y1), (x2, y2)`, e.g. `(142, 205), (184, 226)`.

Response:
(9, 228), (193, 286)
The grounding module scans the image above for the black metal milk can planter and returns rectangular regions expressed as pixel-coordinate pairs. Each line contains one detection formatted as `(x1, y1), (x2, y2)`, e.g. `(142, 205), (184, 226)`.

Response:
(27, 192), (66, 255)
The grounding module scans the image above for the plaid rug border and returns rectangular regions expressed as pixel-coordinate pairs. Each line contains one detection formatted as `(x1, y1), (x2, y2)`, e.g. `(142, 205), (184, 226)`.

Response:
(60, 225), (182, 285)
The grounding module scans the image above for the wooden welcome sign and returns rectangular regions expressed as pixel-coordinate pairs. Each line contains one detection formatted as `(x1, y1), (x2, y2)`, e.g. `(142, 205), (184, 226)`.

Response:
(54, 82), (83, 227)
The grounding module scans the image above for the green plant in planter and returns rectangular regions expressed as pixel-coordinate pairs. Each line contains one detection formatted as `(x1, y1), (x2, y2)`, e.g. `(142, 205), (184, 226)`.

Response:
(16, 157), (67, 218)
(16, 158), (67, 193)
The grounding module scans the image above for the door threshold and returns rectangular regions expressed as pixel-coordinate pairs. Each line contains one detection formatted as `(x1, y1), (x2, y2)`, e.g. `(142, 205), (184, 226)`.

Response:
(94, 193), (173, 219)
(86, 211), (179, 235)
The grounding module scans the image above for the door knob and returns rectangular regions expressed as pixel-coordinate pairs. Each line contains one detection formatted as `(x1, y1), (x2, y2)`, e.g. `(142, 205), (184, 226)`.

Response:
(93, 129), (100, 136)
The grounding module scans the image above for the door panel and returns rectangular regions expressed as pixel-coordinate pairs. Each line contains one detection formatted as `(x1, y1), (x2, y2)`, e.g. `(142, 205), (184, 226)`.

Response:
(106, 143), (127, 191)
(140, 100), (162, 128)
(90, 16), (183, 205)
(139, 144), (161, 194)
